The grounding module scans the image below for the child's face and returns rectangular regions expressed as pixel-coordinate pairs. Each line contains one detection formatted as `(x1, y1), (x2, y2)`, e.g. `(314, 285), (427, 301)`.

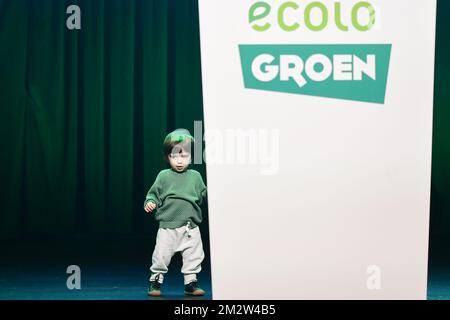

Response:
(168, 150), (191, 172)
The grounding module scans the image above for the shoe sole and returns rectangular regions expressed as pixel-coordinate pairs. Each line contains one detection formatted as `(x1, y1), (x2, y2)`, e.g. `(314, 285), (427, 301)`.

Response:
(148, 290), (162, 297)
(184, 290), (206, 296)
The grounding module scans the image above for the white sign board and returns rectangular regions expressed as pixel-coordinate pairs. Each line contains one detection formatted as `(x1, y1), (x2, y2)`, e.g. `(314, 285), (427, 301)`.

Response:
(199, 0), (436, 299)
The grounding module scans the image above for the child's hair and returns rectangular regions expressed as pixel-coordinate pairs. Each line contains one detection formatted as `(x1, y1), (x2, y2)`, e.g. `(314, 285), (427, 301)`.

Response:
(163, 128), (195, 162)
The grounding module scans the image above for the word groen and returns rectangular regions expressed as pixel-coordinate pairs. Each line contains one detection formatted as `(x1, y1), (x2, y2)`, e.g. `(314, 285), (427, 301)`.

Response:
(239, 44), (392, 104)
(249, 1), (376, 32)
(252, 53), (376, 88)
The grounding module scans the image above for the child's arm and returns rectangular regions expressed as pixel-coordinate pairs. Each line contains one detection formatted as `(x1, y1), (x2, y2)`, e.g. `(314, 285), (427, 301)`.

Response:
(144, 172), (164, 213)
(197, 173), (207, 206)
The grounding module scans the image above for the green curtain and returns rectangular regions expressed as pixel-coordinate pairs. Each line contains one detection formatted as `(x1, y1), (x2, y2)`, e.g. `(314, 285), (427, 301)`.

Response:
(430, 0), (450, 248)
(0, 0), (205, 237)
(1, 0), (450, 247)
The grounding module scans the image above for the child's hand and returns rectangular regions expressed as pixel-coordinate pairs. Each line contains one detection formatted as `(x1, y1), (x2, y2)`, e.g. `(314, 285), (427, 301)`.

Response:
(144, 202), (157, 213)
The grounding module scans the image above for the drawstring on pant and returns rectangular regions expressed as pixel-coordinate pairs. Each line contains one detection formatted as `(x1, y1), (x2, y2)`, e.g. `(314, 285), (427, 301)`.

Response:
(185, 221), (192, 238)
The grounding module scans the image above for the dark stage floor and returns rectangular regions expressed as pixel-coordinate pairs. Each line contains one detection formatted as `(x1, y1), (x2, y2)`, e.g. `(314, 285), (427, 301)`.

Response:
(0, 236), (212, 300)
(0, 236), (449, 300)
(0, 264), (212, 300)
(426, 266), (450, 300)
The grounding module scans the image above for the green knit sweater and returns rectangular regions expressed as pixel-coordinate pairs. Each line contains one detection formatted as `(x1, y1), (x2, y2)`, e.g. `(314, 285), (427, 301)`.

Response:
(144, 168), (207, 229)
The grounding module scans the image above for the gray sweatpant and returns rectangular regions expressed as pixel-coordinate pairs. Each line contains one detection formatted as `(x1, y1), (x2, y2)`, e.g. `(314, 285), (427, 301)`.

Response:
(149, 224), (205, 285)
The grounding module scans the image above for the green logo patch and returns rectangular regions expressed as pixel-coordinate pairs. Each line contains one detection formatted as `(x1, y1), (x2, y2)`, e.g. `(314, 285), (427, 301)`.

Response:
(239, 44), (391, 104)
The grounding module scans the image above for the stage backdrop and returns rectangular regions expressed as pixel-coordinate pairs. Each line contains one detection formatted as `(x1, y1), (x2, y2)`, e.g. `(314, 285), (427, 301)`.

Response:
(199, 0), (437, 299)
(0, 0), (205, 237)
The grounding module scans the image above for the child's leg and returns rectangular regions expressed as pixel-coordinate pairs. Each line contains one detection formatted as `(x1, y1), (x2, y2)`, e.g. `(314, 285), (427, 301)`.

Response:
(180, 226), (205, 284)
(150, 228), (176, 283)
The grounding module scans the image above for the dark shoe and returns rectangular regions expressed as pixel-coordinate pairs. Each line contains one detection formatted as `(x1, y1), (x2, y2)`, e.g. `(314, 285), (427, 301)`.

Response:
(184, 281), (206, 296)
(148, 275), (162, 297)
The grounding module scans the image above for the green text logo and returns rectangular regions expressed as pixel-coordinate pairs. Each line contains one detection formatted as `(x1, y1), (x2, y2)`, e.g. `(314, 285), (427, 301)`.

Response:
(239, 44), (391, 104)
(249, 1), (376, 32)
